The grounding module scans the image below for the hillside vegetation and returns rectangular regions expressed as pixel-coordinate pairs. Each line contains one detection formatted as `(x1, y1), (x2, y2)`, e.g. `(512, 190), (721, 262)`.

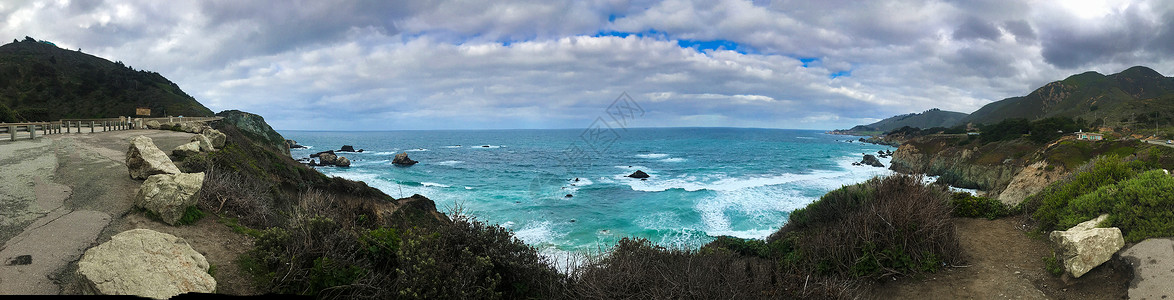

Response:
(962, 66), (1174, 128)
(0, 37), (212, 122)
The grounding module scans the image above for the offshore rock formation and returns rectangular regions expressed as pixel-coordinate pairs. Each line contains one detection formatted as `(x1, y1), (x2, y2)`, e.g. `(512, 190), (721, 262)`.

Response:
(393, 152), (418, 166)
(77, 229), (215, 298)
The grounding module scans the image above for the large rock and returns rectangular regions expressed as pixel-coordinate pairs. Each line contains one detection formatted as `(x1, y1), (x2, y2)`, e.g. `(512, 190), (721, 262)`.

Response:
(127, 136), (181, 180)
(134, 172), (205, 225)
(627, 170), (650, 179)
(171, 142), (201, 160)
(1120, 238), (1174, 299)
(201, 129), (226, 149)
(1049, 214), (1125, 278)
(339, 145), (356, 152)
(144, 120), (161, 129)
(393, 152), (418, 166)
(319, 152), (338, 165)
(179, 122), (205, 134)
(997, 161), (1064, 206)
(77, 229), (215, 298)
(335, 156), (351, 167)
(190, 134), (216, 152)
(861, 154), (885, 167)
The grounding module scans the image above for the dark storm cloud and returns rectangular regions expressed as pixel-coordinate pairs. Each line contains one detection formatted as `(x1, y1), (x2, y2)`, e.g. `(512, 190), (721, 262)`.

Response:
(953, 17), (1001, 41)
(1001, 20), (1035, 42)
(1038, 3), (1166, 68)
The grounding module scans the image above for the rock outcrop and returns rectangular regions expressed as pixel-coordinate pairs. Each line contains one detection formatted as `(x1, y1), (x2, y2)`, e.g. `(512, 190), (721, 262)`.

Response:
(216, 110), (288, 155)
(319, 152), (338, 165)
(1049, 214), (1125, 278)
(393, 152), (418, 166)
(339, 145), (356, 152)
(77, 229), (215, 298)
(171, 142), (201, 160)
(126, 136), (181, 180)
(134, 172), (205, 225)
(335, 156), (351, 167)
(861, 154), (884, 167)
(889, 138), (1022, 191)
(286, 139), (306, 149)
(627, 170), (650, 179)
(997, 161), (1065, 206)
(201, 129), (226, 149)
(190, 134), (215, 152)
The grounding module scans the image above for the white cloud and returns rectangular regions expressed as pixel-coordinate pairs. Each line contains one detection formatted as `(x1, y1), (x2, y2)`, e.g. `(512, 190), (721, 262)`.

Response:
(1, 0), (1173, 130)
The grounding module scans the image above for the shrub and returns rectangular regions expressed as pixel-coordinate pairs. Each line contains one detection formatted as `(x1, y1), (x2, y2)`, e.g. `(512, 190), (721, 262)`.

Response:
(1023, 155), (1147, 232)
(949, 192), (1008, 220)
(175, 206), (205, 225)
(569, 237), (860, 299)
(769, 174), (961, 280)
(1055, 169), (1174, 242)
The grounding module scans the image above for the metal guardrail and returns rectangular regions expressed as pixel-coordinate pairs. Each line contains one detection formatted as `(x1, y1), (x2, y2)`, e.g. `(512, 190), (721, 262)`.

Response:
(0, 116), (222, 142)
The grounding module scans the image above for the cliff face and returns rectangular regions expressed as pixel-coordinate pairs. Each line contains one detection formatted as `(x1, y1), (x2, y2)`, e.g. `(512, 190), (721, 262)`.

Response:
(889, 135), (1034, 195)
(215, 110), (289, 156)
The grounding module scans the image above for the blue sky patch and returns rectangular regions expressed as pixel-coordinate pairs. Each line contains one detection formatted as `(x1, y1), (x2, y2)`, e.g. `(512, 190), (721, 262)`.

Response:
(829, 70), (851, 79)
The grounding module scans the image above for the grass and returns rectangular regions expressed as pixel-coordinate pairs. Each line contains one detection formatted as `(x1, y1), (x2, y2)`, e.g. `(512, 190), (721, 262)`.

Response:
(949, 192), (1009, 220)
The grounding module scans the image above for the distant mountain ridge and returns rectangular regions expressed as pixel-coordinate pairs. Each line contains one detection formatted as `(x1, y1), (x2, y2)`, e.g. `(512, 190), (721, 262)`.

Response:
(838, 66), (1174, 134)
(961, 66), (1174, 126)
(0, 36), (212, 122)
(858, 108), (968, 132)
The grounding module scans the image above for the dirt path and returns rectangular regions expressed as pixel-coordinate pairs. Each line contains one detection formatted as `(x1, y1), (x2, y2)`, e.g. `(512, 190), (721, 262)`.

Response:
(0, 130), (256, 295)
(871, 216), (1130, 299)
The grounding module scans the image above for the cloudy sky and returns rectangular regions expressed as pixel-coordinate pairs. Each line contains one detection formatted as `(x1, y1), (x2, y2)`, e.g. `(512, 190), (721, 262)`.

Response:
(3, 0), (1174, 130)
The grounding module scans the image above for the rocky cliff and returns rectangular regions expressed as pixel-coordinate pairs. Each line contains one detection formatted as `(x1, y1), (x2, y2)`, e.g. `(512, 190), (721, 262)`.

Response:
(215, 110), (289, 156)
(889, 134), (1034, 196)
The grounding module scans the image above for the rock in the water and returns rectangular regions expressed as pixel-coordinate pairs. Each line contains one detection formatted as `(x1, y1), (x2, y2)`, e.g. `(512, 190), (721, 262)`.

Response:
(339, 145), (356, 152)
(393, 152), (418, 166)
(190, 134), (216, 152)
(201, 129), (226, 149)
(319, 152), (338, 165)
(1049, 214), (1124, 278)
(565, 194), (573, 198)
(127, 136), (181, 180)
(335, 156), (351, 167)
(860, 154), (885, 168)
(134, 173), (205, 225)
(285, 139), (306, 149)
(627, 170), (650, 179)
(77, 229), (215, 298)
(311, 150), (334, 158)
(171, 142), (201, 159)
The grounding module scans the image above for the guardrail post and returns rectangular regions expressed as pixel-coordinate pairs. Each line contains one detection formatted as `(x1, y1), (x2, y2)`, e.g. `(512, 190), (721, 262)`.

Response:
(8, 125), (15, 140)
(28, 125), (35, 139)
(90, 121), (95, 133)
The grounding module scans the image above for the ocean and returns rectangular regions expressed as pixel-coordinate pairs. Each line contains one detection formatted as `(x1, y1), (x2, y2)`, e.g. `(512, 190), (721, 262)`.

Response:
(282, 128), (895, 259)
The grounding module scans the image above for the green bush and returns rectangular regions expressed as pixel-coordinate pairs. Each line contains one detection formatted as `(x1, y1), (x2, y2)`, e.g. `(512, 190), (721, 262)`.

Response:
(1056, 169), (1174, 242)
(175, 206), (205, 225)
(769, 175), (961, 279)
(949, 192), (1008, 220)
(1023, 155), (1147, 232)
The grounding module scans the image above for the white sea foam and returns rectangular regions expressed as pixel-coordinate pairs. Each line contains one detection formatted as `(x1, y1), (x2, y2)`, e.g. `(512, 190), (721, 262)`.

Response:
(444, 145), (462, 148)
(513, 221), (566, 246)
(436, 160), (464, 166)
(421, 182), (451, 188)
(465, 186), (473, 190)
(405, 148), (429, 152)
(366, 151), (399, 155)
(635, 153), (669, 159)
(659, 158), (687, 163)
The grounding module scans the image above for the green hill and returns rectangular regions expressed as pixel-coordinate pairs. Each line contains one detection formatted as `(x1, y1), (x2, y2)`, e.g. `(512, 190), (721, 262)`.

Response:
(0, 36), (212, 122)
(863, 108), (968, 132)
(961, 66), (1174, 128)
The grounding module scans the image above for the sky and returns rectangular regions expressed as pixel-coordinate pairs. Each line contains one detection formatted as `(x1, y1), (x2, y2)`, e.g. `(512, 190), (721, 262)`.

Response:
(3, 0), (1174, 130)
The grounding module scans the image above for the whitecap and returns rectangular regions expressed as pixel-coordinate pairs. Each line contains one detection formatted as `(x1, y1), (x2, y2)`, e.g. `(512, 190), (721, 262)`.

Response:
(421, 182), (451, 188)
(406, 148), (429, 152)
(635, 153), (669, 159)
(436, 160), (464, 166)
(444, 145), (462, 148)
(659, 158), (687, 163)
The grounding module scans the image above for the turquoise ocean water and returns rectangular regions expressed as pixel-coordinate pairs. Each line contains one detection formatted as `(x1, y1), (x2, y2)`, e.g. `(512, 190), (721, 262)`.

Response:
(282, 128), (895, 259)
